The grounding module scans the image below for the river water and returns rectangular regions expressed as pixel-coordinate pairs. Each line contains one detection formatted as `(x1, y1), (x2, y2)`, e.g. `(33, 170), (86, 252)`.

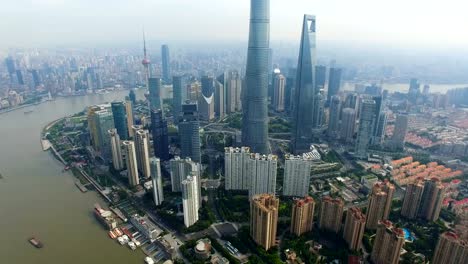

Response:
(0, 90), (146, 264)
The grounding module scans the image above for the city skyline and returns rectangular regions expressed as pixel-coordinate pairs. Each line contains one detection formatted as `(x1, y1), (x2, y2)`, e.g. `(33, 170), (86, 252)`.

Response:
(1, 0), (468, 52)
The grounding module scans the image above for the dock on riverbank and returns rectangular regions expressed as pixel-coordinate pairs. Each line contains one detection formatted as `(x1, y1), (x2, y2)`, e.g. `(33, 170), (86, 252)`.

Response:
(74, 180), (88, 193)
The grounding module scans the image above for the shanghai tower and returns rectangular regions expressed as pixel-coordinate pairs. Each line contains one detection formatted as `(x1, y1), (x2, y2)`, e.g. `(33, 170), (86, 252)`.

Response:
(291, 15), (318, 154)
(242, 0), (270, 154)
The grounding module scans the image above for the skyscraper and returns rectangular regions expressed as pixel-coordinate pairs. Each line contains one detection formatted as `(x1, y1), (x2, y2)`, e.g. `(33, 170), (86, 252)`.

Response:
(108, 129), (124, 171)
(148, 77), (163, 111)
(371, 220), (405, 264)
(343, 207), (366, 251)
(214, 79), (225, 118)
(179, 102), (201, 162)
(242, 0), (270, 154)
(125, 99), (135, 138)
(290, 196), (315, 236)
(366, 181), (395, 230)
(327, 95), (341, 138)
(315, 65), (326, 91)
(250, 194), (279, 250)
(282, 154), (313, 197)
(248, 153), (278, 198)
(318, 196), (344, 233)
(341, 107), (356, 143)
(134, 129), (151, 178)
(327, 68), (342, 104)
(291, 15), (318, 154)
(418, 178), (445, 222)
(432, 232), (468, 264)
(111, 101), (129, 140)
(150, 157), (164, 206)
(172, 75), (187, 123)
(355, 99), (376, 158)
(182, 175), (200, 227)
(161, 44), (171, 84)
(151, 109), (169, 161)
(225, 70), (242, 113)
(272, 71), (285, 112)
(401, 178), (424, 219)
(199, 76), (215, 121)
(391, 113), (409, 150)
(169, 156), (200, 192)
(408, 78), (420, 104)
(95, 109), (115, 159)
(123, 140), (139, 186)
(224, 147), (251, 190)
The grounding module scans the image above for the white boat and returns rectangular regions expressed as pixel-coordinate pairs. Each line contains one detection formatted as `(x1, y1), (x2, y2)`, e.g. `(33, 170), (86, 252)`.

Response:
(117, 237), (125, 245)
(144, 257), (155, 264)
(128, 241), (136, 250)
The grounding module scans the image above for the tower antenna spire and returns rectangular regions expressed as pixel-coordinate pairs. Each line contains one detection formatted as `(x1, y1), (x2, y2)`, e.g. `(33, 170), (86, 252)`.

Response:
(141, 28), (151, 84)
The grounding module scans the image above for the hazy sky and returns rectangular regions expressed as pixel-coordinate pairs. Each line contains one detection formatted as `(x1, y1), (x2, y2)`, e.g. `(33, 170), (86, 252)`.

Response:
(1, 0), (467, 50)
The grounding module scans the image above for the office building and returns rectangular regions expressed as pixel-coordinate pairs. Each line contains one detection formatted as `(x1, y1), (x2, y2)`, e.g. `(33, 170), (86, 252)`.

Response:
(151, 109), (169, 161)
(214, 79), (225, 118)
(123, 141), (139, 186)
(418, 178), (445, 221)
(161, 44), (171, 83)
(290, 196), (315, 236)
(169, 156), (200, 192)
(242, 0), (270, 154)
(125, 99), (135, 138)
(250, 194), (279, 250)
(401, 179), (424, 219)
(318, 196), (344, 233)
(341, 108), (356, 143)
(150, 157), (164, 206)
(366, 181), (395, 230)
(371, 220), (405, 264)
(282, 154), (313, 197)
(172, 75), (187, 123)
(273, 71), (285, 112)
(179, 102), (201, 162)
(111, 101), (129, 140)
(224, 147), (251, 190)
(372, 108), (388, 146)
(148, 77), (163, 111)
(198, 76), (215, 121)
(315, 65), (326, 91)
(327, 95), (341, 138)
(90, 108), (115, 159)
(182, 175), (200, 227)
(391, 113), (409, 150)
(408, 78), (420, 104)
(291, 15), (319, 154)
(248, 153), (278, 198)
(355, 99), (376, 158)
(135, 129), (151, 178)
(108, 129), (124, 170)
(343, 207), (366, 251)
(327, 68), (342, 104)
(225, 70), (242, 113)
(432, 232), (468, 264)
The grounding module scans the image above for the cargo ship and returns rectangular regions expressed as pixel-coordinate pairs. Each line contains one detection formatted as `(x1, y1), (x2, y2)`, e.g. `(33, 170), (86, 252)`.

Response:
(28, 237), (44, 248)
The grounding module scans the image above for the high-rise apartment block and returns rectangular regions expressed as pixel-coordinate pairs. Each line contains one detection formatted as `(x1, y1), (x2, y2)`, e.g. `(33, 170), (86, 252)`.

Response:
(343, 207), (366, 251)
(282, 154), (313, 197)
(247, 153), (278, 198)
(150, 157), (164, 206)
(366, 181), (395, 230)
(418, 178), (445, 221)
(401, 178), (424, 219)
(123, 140), (139, 186)
(169, 156), (200, 192)
(182, 175), (200, 227)
(432, 232), (468, 264)
(225, 70), (242, 113)
(371, 220), (405, 264)
(108, 129), (124, 170)
(224, 147), (251, 190)
(134, 129), (151, 178)
(250, 194), (279, 250)
(290, 196), (315, 236)
(318, 196), (344, 233)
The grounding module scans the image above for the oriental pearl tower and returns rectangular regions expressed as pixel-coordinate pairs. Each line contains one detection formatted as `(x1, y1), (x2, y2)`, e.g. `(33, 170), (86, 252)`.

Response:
(141, 31), (151, 89)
